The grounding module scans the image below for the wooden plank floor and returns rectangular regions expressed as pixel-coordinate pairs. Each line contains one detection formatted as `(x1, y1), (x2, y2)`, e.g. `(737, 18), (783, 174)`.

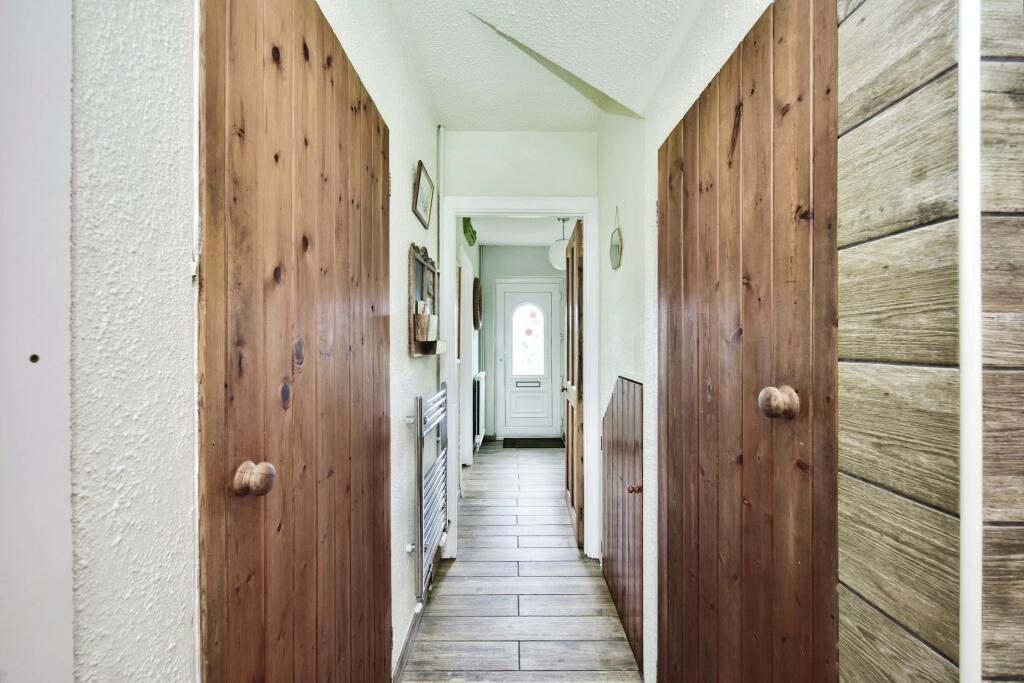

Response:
(400, 444), (640, 682)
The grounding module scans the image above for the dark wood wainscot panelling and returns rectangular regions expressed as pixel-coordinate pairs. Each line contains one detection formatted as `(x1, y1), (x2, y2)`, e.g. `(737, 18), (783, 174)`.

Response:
(198, 0), (392, 680)
(656, 0), (838, 679)
(602, 377), (643, 669)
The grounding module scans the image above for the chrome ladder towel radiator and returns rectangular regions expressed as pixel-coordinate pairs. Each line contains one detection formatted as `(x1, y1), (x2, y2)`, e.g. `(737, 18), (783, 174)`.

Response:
(415, 383), (449, 604)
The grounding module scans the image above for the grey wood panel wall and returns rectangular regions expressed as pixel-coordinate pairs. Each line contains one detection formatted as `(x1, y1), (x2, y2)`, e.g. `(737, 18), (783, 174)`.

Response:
(838, 363), (959, 513)
(836, 0), (961, 678)
(981, 3), (1024, 678)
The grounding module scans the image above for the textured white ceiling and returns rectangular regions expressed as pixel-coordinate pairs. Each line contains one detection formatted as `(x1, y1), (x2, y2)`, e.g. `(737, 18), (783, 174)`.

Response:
(392, 0), (704, 130)
(470, 216), (576, 246)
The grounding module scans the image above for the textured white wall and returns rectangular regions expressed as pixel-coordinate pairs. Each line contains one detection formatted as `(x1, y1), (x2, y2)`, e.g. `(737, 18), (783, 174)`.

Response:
(70, 1), (197, 680)
(316, 0), (441, 672)
(596, 112), (646, 410)
(444, 131), (598, 197)
(0, 2), (74, 680)
(639, 0), (772, 677)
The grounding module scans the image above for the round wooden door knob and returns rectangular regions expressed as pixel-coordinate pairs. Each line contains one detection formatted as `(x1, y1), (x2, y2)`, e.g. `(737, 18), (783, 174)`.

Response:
(627, 484), (643, 494)
(758, 385), (800, 419)
(233, 460), (277, 496)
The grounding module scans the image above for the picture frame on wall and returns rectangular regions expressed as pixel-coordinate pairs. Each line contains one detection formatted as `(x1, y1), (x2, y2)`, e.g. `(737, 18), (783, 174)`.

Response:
(413, 160), (434, 229)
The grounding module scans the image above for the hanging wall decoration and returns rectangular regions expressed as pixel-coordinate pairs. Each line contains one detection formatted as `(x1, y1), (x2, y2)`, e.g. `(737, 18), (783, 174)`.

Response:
(412, 161), (434, 229)
(610, 206), (624, 270)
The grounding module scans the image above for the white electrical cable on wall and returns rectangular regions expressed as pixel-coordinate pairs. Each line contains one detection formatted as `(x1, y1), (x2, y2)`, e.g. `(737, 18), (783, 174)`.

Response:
(958, 0), (982, 679)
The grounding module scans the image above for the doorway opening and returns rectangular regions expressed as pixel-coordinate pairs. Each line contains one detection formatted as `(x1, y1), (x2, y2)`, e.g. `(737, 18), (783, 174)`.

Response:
(440, 197), (600, 559)
(399, 201), (638, 678)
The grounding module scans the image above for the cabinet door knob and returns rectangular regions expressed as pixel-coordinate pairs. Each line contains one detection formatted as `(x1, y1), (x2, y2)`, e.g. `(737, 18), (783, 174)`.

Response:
(233, 460), (277, 496)
(758, 385), (800, 419)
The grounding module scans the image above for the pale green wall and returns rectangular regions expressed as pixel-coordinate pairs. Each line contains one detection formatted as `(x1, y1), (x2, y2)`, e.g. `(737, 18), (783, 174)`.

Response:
(479, 245), (565, 436)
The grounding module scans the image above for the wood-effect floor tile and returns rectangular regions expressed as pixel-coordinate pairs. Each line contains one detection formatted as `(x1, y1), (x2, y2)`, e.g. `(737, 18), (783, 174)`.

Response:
(518, 561), (602, 577)
(407, 641), (519, 671)
(426, 595), (519, 617)
(416, 616), (626, 641)
(457, 547), (581, 562)
(519, 641), (638, 671)
(518, 594), (617, 617)
(401, 672), (641, 682)
(433, 576), (608, 596)
(400, 446), (637, 682)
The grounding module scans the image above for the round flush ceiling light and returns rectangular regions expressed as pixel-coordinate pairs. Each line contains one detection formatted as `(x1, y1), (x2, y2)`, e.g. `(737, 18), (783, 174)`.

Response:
(548, 217), (572, 270)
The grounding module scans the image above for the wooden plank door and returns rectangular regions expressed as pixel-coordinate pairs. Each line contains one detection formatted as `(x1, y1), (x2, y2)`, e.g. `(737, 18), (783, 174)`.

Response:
(656, 0), (838, 680)
(564, 221), (585, 547)
(603, 377), (644, 670)
(198, 0), (391, 680)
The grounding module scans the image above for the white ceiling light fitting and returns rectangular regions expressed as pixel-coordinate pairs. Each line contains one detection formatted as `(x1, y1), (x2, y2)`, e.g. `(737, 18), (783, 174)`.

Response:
(548, 217), (572, 270)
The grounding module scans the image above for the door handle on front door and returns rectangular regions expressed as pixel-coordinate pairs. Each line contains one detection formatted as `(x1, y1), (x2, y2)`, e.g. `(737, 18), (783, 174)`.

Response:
(233, 460), (277, 496)
(627, 484), (643, 494)
(757, 385), (800, 419)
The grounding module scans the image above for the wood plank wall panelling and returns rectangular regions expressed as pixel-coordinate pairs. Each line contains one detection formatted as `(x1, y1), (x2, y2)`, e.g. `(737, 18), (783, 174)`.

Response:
(838, 220), (959, 364)
(838, 363), (959, 513)
(602, 377), (643, 671)
(983, 0), (1024, 55)
(837, 474), (959, 659)
(983, 527), (1024, 676)
(837, 0), (956, 134)
(198, 0), (391, 680)
(982, 217), (1024, 366)
(983, 371), (1024, 522)
(657, 0), (838, 679)
(836, 0), (866, 24)
(837, 585), (958, 682)
(982, 62), (1024, 214)
(982, 3), (1024, 678)
(835, 0), (961, 677)
(837, 68), (958, 247)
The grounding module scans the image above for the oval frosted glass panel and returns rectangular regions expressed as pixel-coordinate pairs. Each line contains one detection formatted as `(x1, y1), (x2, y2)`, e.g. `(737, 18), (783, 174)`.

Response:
(511, 303), (545, 376)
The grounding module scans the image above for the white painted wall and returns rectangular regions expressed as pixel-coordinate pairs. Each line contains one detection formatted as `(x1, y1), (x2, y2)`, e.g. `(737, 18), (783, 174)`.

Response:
(70, 1), (197, 679)
(638, 0), (772, 677)
(596, 112), (646, 409)
(316, 0), (441, 671)
(0, 3), (74, 680)
(444, 131), (598, 197)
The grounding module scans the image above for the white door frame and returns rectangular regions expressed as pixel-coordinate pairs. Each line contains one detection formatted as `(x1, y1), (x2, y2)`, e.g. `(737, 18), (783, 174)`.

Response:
(457, 245), (477, 467)
(493, 278), (563, 439)
(440, 196), (601, 558)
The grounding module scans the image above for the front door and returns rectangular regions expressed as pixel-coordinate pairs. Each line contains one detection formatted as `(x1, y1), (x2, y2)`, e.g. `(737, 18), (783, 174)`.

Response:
(198, 0), (392, 679)
(495, 281), (562, 437)
(565, 221), (585, 545)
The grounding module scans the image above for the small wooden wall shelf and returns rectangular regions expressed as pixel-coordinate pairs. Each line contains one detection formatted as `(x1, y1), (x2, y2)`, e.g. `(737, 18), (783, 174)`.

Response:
(409, 244), (438, 357)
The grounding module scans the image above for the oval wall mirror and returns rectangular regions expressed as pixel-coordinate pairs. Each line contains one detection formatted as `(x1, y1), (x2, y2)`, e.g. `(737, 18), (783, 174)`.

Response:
(610, 227), (623, 270)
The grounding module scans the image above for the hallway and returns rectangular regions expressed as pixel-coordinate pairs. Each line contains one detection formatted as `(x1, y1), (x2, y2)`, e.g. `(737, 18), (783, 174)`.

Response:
(401, 443), (640, 681)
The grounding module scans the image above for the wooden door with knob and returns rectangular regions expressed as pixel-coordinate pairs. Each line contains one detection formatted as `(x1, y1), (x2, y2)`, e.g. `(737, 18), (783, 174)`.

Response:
(564, 220), (585, 546)
(657, 0), (837, 680)
(198, 0), (391, 680)
(602, 377), (643, 670)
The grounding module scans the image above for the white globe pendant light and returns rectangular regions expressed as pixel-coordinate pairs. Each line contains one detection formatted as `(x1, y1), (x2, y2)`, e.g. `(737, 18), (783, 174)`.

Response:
(548, 217), (571, 270)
